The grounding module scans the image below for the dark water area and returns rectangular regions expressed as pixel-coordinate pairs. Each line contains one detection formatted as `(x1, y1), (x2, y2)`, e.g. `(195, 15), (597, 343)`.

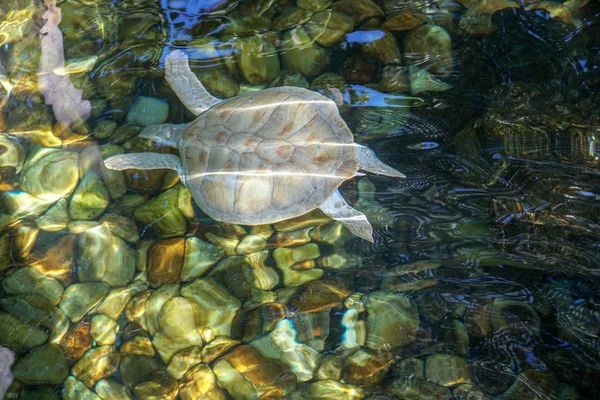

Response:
(0, 0), (599, 399)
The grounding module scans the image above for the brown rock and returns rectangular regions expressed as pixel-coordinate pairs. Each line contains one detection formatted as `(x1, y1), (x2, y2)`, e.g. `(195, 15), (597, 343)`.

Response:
(342, 349), (395, 386)
(288, 280), (350, 312)
(60, 317), (92, 361)
(147, 238), (185, 286)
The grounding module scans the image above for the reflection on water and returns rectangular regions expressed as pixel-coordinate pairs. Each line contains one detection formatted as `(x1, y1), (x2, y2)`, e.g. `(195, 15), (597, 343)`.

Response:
(0, 0), (600, 399)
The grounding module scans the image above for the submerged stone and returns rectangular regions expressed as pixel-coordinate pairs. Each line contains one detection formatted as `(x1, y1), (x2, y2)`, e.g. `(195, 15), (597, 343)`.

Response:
(72, 345), (120, 388)
(364, 291), (419, 350)
(2, 267), (63, 306)
(59, 282), (111, 322)
(69, 171), (110, 220)
(133, 184), (194, 237)
(12, 344), (69, 385)
(281, 27), (330, 78)
(95, 379), (132, 400)
(179, 364), (226, 400)
(77, 225), (135, 287)
(425, 354), (470, 387)
(126, 96), (169, 126)
(62, 376), (101, 400)
(0, 312), (48, 348)
(235, 35), (280, 85)
(180, 237), (224, 281)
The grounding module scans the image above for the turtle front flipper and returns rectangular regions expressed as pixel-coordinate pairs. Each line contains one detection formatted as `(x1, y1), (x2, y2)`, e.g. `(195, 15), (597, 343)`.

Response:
(104, 153), (186, 184)
(355, 143), (406, 178)
(320, 190), (374, 242)
(165, 50), (221, 116)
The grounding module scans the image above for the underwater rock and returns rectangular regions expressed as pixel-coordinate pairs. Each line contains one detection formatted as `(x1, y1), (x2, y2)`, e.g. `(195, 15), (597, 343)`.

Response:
(60, 318), (92, 362)
(62, 376), (101, 400)
(268, 70), (310, 88)
(302, 379), (365, 399)
(93, 120), (118, 139)
(95, 379), (132, 400)
(12, 344), (69, 385)
(388, 377), (452, 399)
(147, 238), (185, 286)
(404, 24), (453, 76)
(245, 250), (280, 290)
(272, 7), (313, 31)
(72, 345), (120, 388)
(409, 66), (452, 95)
(224, 15), (272, 35)
(121, 336), (155, 358)
(459, 0), (519, 35)
(425, 354), (470, 387)
(310, 221), (349, 246)
(99, 145), (128, 200)
(35, 198), (70, 231)
(91, 314), (118, 345)
(297, 0), (332, 11)
(19, 147), (79, 203)
(236, 234), (267, 255)
(269, 228), (313, 247)
(94, 280), (148, 320)
(356, 29), (402, 65)
(181, 278), (241, 343)
(133, 184), (194, 237)
(132, 370), (178, 400)
(0, 312), (48, 348)
(315, 354), (344, 381)
(179, 364), (226, 400)
(152, 296), (204, 363)
(274, 243), (323, 286)
(380, 65), (410, 93)
(99, 213), (139, 243)
(119, 355), (161, 389)
(0, 134), (24, 180)
(167, 346), (202, 380)
(59, 282), (111, 322)
(364, 291), (419, 350)
(306, 10), (355, 47)
(342, 349), (395, 386)
(383, 10), (427, 31)
(498, 369), (557, 399)
(202, 336), (241, 363)
(252, 318), (321, 382)
(490, 298), (540, 333)
(331, 0), (383, 22)
(77, 225), (135, 287)
(213, 345), (297, 399)
(234, 35), (280, 85)
(180, 236), (225, 281)
(2, 266), (63, 306)
(126, 96), (169, 126)
(281, 27), (330, 78)
(289, 279), (350, 313)
(69, 171), (110, 220)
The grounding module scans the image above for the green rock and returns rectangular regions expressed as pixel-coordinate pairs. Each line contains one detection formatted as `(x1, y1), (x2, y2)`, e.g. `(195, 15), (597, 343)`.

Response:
(388, 378), (451, 400)
(360, 29), (401, 65)
(19, 148), (79, 202)
(100, 213), (139, 243)
(0, 312), (48, 348)
(72, 346), (120, 388)
(425, 354), (470, 387)
(12, 344), (69, 385)
(180, 237), (225, 281)
(272, 7), (313, 31)
(126, 96), (169, 126)
(2, 267), (63, 306)
(404, 24), (453, 76)
(365, 291), (419, 350)
(224, 15), (271, 36)
(92, 120), (118, 139)
(69, 172), (110, 220)
(59, 282), (111, 322)
(62, 376), (102, 400)
(307, 10), (355, 47)
(133, 184), (194, 238)
(119, 355), (161, 388)
(281, 27), (330, 78)
(331, 0), (383, 22)
(77, 225), (135, 287)
(181, 278), (241, 343)
(197, 68), (240, 99)
(268, 70), (309, 88)
(409, 66), (452, 95)
(297, 0), (332, 12)
(95, 379), (132, 400)
(234, 35), (281, 85)
(36, 198), (70, 231)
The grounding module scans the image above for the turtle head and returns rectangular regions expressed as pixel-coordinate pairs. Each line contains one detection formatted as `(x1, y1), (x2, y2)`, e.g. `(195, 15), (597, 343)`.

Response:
(139, 123), (186, 148)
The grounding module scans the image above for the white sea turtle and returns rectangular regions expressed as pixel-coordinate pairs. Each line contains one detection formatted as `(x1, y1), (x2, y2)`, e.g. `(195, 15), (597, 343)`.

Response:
(104, 50), (405, 241)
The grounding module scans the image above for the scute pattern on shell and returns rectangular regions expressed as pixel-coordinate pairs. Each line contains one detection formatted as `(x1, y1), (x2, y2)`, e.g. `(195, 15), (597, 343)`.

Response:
(181, 86), (358, 225)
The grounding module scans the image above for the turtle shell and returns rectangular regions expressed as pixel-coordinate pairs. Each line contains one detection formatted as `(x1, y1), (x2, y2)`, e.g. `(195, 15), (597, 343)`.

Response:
(180, 86), (359, 225)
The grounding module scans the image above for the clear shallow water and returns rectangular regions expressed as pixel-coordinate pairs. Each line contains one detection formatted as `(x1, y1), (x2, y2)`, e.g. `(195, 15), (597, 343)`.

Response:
(0, 0), (599, 399)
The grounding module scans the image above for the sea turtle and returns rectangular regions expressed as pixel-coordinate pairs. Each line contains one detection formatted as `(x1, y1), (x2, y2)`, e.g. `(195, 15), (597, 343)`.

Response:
(104, 50), (405, 241)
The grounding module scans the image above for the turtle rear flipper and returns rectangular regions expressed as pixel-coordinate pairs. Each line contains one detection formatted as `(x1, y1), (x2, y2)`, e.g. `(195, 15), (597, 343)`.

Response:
(320, 190), (374, 242)
(165, 50), (221, 116)
(104, 152), (186, 184)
